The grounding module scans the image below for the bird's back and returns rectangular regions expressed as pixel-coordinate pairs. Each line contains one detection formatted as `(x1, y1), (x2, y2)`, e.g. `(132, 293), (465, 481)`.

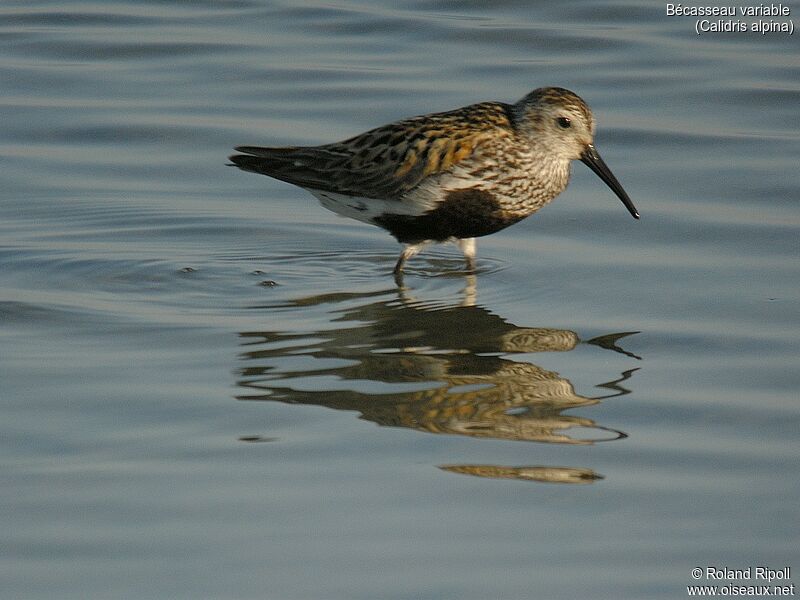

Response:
(229, 101), (519, 202)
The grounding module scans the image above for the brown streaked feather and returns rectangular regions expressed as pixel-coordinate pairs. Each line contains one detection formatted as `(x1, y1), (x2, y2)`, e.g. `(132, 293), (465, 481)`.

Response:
(229, 101), (517, 201)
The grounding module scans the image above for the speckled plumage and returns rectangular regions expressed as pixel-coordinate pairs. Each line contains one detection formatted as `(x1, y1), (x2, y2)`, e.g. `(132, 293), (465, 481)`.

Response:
(230, 87), (639, 274)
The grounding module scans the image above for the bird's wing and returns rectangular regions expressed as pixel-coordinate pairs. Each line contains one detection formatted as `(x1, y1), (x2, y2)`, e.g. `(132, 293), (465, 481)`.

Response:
(229, 101), (516, 201)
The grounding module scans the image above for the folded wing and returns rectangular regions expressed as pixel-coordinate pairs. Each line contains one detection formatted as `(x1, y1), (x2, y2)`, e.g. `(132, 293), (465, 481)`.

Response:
(229, 101), (516, 202)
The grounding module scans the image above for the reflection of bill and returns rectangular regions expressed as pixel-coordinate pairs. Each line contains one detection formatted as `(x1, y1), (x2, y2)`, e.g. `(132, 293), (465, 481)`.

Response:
(237, 291), (640, 482)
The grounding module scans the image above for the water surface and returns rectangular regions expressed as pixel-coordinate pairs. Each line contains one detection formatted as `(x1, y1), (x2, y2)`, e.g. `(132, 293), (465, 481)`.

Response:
(1, 1), (798, 598)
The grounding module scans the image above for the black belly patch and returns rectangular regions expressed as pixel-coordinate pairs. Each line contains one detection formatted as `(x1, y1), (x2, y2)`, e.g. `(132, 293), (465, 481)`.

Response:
(373, 188), (524, 243)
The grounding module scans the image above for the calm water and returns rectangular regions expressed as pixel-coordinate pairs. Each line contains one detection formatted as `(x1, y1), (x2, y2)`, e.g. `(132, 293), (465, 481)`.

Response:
(2, 1), (798, 598)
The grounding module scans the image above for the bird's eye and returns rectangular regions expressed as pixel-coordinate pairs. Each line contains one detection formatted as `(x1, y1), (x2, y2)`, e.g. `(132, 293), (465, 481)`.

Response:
(557, 116), (571, 129)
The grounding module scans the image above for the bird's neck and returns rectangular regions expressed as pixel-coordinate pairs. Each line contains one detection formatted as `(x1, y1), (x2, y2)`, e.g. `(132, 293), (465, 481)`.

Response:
(496, 150), (571, 215)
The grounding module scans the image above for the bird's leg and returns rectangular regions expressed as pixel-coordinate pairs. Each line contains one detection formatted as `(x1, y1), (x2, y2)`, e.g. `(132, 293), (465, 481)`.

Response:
(457, 237), (477, 272)
(393, 242), (426, 275)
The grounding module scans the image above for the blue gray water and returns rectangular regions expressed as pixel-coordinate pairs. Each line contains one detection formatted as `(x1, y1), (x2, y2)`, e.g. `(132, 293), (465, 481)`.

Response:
(2, 1), (798, 598)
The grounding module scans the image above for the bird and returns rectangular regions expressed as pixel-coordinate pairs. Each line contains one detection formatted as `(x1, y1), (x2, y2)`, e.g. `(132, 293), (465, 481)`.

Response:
(229, 87), (639, 275)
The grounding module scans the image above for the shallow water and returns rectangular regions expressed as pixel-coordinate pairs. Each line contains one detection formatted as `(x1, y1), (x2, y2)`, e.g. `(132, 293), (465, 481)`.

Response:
(2, 1), (798, 598)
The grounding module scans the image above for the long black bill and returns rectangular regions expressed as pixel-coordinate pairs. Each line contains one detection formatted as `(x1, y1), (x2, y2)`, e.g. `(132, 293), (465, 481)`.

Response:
(580, 144), (639, 219)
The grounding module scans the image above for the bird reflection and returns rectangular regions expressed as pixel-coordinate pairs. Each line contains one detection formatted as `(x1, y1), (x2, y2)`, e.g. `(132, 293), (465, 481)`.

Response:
(236, 289), (640, 483)
(439, 465), (603, 484)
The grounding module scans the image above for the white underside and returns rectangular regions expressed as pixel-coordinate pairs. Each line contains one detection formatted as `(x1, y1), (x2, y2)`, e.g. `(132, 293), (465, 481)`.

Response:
(308, 170), (484, 226)
(309, 189), (431, 225)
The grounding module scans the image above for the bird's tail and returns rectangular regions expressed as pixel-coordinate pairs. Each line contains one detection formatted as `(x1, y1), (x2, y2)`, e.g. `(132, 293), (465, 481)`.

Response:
(228, 145), (339, 190)
(228, 146), (294, 176)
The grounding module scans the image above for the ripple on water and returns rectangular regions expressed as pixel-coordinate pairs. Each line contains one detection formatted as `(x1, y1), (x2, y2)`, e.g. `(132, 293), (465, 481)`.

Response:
(1, 0), (797, 597)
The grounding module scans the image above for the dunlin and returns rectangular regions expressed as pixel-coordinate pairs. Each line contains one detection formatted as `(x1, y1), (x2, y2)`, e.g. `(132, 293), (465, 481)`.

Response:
(230, 87), (639, 274)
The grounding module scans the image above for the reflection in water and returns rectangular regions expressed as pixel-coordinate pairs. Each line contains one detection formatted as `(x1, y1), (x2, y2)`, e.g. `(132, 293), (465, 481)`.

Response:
(439, 465), (603, 484)
(236, 288), (640, 483)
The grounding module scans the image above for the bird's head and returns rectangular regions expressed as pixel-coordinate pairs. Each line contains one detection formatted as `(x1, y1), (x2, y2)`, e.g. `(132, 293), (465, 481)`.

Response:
(514, 87), (639, 219)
